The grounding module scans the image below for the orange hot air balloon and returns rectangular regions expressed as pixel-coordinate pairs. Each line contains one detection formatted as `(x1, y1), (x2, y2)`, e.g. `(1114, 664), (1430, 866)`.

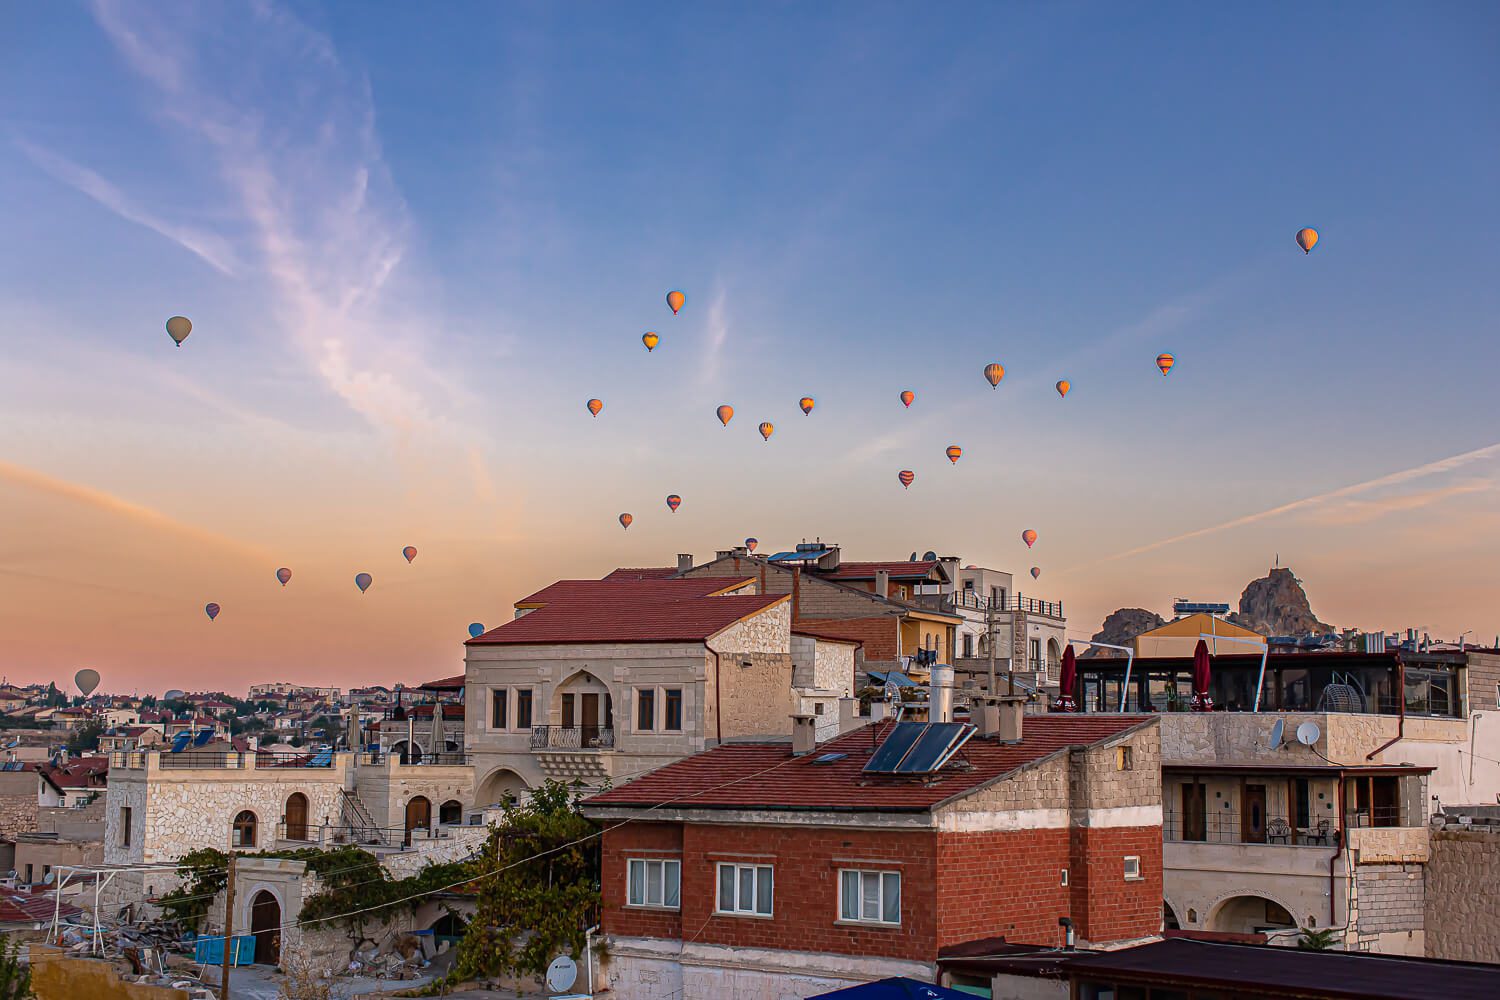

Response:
(745, 537), (758, 552)
(1296, 228), (1319, 254)
(799, 397), (815, 415)
(1021, 529), (1037, 549)
(642, 331), (659, 352)
(1156, 353), (1175, 376)
(666, 494), (681, 513)
(666, 290), (686, 315)
(759, 422), (774, 441)
(899, 390), (915, 408)
(946, 445), (962, 464)
(898, 470), (915, 489)
(619, 513), (633, 530)
(1030, 566), (1041, 580)
(716, 404), (734, 426)
(1056, 380), (1071, 398)
(402, 546), (418, 563)
(984, 363), (1005, 388)
(587, 398), (603, 417)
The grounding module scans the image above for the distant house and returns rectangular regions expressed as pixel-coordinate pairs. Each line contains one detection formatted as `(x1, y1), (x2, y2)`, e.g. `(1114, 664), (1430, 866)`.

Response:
(37, 757), (108, 808)
(1132, 613), (1265, 658)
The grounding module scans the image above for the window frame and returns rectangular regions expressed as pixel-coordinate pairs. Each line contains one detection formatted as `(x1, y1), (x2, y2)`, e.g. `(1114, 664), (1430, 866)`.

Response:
(491, 687), (508, 730)
(514, 688), (534, 730)
(626, 857), (681, 910)
(663, 688), (683, 731)
(232, 810), (258, 849)
(636, 688), (656, 732)
(120, 806), (132, 847)
(1123, 855), (1142, 881)
(715, 862), (773, 918)
(837, 868), (901, 926)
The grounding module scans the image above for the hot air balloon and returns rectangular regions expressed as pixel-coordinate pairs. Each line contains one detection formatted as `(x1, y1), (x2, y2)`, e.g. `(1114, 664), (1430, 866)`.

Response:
(1056, 380), (1071, 398)
(587, 398), (603, 417)
(745, 537), (758, 552)
(1156, 353), (1175, 376)
(619, 513), (633, 530)
(900, 390), (915, 408)
(898, 470), (915, 489)
(205, 603), (221, 621)
(759, 422), (774, 441)
(355, 572), (373, 593)
(276, 567), (292, 587)
(642, 332), (659, 352)
(1021, 529), (1037, 549)
(1296, 228), (1319, 254)
(165, 316), (192, 346)
(666, 290), (686, 315)
(984, 363), (1005, 388)
(74, 669), (100, 697)
(946, 445), (962, 464)
(468, 623), (485, 638)
(799, 397), (815, 415)
(717, 404), (734, 426)
(666, 494), (682, 513)
(1030, 566), (1041, 580)
(402, 546), (418, 563)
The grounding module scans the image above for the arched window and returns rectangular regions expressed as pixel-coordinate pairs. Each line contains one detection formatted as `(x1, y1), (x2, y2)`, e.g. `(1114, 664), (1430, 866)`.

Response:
(285, 792), (309, 841)
(439, 799), (462, 825)
(233, 810), (258, 848)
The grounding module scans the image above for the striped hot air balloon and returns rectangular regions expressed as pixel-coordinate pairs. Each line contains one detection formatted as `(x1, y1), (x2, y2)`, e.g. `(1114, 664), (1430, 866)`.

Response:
(900, 390), (915, 408)
(1056, 380), (1071, 398)
(799, 397), (815, 415)
(642, 332), (659, 352)
(1156, 353), (1175, 376)
(1021, 529), (1037, 549)
(717, 404), (734, 426)
(587, 398), (603, 417)
(1296, 228), (1319, 254)
(619, 513), (633, 530)
(946, 445), (962, 464)
(984, 363), (1005, 388)
(745, 537), (758, 552)
(759, 422), (774, 441)
(204, 603), (220, 621)
(666, 290), (686, 315)
(276, 567), (292, 587)
(666, 494), (682, 513)
(898, 470), (915, 489)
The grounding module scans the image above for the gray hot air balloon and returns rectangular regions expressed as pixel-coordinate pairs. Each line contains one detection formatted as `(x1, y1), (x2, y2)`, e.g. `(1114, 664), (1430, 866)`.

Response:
(166, 316), (192, 346)
(74, 668), (100, 697)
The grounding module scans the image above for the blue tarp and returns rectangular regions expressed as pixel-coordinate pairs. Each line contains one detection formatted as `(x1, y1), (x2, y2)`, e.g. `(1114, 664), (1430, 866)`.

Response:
(812, 978), (979, 999)
(866, 669), (918, 688)
(193, 934), (255, 965)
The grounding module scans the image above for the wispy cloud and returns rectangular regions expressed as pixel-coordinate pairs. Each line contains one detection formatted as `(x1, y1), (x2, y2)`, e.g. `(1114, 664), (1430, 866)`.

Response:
(15, 138), (240, 275)
(1305, 480), (1495, 526)
(1094, 442), (1500, 564)
(699, 285), (730, 388)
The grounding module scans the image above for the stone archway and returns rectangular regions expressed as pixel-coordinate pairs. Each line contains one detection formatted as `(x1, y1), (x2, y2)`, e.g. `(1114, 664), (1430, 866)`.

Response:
(476, 768), (529, 809)
(249, 890), (281, 965)
(1208, 893), (1297, 935)
(1046, 638), (1062, 680)
(439, 799), (463, 826)
(1163, 898), (1182, 931)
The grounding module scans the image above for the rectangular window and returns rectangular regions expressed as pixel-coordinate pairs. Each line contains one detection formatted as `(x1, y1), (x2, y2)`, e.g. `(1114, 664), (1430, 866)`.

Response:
(637, 689), (656, 731)
(120, 807), (132, 847)
(515, 689), (533, 730)
(627, 858), (680, 909)
(1116, 746), (1133, 771)
(491, 689), (507, 730)
(1124, 856), (1141, 880)
(716, 863), (773, 916)
(23, 865), (32, 885)
(963, 633), (974, 658)
(1060, 869), (1069, 887)
(839, 869), (900, 925)
(664, 689), (683, 730)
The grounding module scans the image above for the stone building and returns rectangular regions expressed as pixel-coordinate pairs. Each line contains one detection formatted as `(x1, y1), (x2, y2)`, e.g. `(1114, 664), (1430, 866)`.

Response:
(1424, 811), (1500, 964)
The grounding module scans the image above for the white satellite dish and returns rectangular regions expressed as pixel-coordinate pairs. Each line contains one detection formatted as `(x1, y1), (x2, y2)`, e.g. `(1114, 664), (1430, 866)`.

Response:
(1267, 719), (1285, 750)
(545, 955), (578, 993)
(1296, 721), (1322, 746)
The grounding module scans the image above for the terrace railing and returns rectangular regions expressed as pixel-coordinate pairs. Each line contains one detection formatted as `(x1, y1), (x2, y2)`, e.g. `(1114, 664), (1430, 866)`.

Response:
(530, 726), (616, 751)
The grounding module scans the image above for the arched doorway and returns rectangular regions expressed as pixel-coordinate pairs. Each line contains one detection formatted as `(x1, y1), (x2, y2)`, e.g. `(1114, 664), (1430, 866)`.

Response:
(1164, 899), (1182, 931)
(390, 740), (422, 764)
(249, 891), (281, 965)
(476, 768), (529, 809)
(439, 799), (463, 826)
(285, 793), (309, 841)
(405, 796), (431, 846)
(1209, 894), (1297, 935)
(1046, 638), (1062, 681)
(429, 912), (468, 950)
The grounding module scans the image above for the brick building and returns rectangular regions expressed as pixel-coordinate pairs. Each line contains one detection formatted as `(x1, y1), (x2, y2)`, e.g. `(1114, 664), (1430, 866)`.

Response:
(582, 706), (1162, 999)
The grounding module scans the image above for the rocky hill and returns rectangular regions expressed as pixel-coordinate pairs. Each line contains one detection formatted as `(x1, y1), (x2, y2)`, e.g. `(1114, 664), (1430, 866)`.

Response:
(1228, 567), (1334, 637)
(1082, 608), (1165, 657)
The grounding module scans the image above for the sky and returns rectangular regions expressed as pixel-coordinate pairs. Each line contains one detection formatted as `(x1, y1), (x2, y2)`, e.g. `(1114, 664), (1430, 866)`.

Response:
(2, 2), (1497, 695)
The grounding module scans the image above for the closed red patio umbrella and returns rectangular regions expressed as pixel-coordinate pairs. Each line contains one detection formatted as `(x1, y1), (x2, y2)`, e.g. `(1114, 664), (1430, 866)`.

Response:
(1054, 643), (1078, 712)
(1191, 638), (1214, 711)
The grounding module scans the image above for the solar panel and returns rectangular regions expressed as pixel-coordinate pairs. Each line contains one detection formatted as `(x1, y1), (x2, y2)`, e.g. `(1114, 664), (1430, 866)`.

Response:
(169, 732), (192, 753)
(812, 753), (848, 765)
(192, 728), (214, 747)
(898, 722), (976, 773)
(863, 722), (928, 773)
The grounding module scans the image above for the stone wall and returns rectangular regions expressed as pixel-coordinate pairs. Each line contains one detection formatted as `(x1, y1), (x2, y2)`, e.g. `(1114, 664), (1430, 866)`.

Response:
(353, 760), (471, 832)
(29, 946), (189, 1000)
(1465, 652), (1500, 712)
(0, 769), (39, 838)
(1348, 863), (1424, 955)
(1425, 826), (1500, 963)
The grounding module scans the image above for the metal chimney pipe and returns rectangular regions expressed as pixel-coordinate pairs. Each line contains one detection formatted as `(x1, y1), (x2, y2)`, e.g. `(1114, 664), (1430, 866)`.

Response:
(930, 663), (954, 724)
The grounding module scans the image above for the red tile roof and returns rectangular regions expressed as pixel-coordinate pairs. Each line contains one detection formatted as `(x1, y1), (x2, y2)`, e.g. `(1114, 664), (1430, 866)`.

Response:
(0, 893), (81, 925)
(470, 578), (782, 646)
(791, 626), (863, 646)
(586, 714), (1151, 813)
(38, 757), (108, 790)
(602, 567), (678, 581)
(817, 560), (944, 582)
(420, 674), (466, 690)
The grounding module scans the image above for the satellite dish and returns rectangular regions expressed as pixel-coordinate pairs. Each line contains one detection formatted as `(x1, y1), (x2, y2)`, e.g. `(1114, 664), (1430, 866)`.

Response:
(1296, 721), (1322, 746)
(1267, 719), (1285, 750)
(923, 550), (937, 561)
(545, 955), (578, 993)
(909, 552), (918, 561)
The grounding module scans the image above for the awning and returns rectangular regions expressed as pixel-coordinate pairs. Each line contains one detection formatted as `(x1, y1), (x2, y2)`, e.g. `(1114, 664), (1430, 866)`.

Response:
(866, 669), (918, 688)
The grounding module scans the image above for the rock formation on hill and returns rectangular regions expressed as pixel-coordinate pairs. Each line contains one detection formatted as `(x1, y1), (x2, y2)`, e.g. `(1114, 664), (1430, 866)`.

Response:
(1082, 608), (1166, 657)
(1228, 567), (1335, 637)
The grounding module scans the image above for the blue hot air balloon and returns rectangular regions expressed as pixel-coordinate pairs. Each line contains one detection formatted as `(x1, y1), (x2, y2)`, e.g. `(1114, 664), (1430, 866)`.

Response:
(468, 623), (485, 638)
(205, 603), (221, 621)
(355, 573), (372, 593)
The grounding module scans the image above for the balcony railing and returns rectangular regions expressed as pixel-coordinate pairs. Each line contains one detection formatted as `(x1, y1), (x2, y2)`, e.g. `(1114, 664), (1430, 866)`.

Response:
(916, 590), (1064, 618)
(1165, 808), (1341, 847)
(359, 750), (471, 767)
(110, 750), (337, 770)
(530, 726), (615, 751)
(277, 821), (453, 851)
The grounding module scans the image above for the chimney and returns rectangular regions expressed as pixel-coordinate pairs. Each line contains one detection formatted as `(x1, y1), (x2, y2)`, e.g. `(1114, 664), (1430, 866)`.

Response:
(677, 553), (694, 574)
(792, 567), (802, 623)
(716, 549), (734, 560)
(870, 700), (890, 723)
(995, 695), (1026, 742)
(929, 663), (954, 724)
(791, 714), (818, 756)
(838, 696), (860, 734)
(875, 569), (891, 598)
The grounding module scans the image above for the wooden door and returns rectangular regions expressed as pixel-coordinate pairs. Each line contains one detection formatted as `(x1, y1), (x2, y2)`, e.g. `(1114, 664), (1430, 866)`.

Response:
(404, 796), (431, 847)
(1181, 782), (1206, 842)
(1242, 784), (1267, 843)
(581, 693), (600, 746)
(561, 693), (575, 730)
(285, 793), (308, 842)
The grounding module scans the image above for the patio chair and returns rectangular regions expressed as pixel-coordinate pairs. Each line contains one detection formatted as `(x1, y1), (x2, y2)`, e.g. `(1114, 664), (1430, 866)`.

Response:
(1267, 818), (1292, 844)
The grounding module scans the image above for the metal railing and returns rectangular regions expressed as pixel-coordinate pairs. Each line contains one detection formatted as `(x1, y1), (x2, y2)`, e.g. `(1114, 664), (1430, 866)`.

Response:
(277, 821), (451, 850)
(1165, 808), (1341, 847)
(111, 749), (337, 770)
(359, 750), (471, 766)
(917, 591), (1064, 618)
(530, 725), (616, 750)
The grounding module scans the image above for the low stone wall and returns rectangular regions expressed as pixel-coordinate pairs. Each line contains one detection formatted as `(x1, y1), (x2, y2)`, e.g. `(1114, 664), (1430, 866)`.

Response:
(1349, 863), (1424, 955)
(1425, 826), (1500, 963)
(28, 946), (189, 1000)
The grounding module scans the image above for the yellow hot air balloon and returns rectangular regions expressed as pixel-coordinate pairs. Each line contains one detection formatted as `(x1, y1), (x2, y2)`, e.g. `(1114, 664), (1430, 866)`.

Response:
(1296, 228), (1319, 254)
(946, 445), (962, 464)
(667, 290), (686, 315)
(759, 421), (775, 441)
(642, 331), (659, 352)
(587, 398), (603, 417)
(1056, 380), (1071, 398)
(984, 363), (1004, 388)
(1021, 529), (1037, 548)
(619, 513), (633, 530)
(717, 404), (734, 426)
(799, 397), (815, 415)
(898, 470), (915, 489)
(165, 316), (192, 346)
(899, 390), (915, 408)
(1156, 353), (1175, 376)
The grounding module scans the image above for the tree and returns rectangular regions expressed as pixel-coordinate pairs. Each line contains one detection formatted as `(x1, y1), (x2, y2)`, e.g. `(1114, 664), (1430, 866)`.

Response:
(1297, 926), (1339, 950)
(0, 933), (31, 1000)
(450, 780), (601, 982)
(67, 720), (105, 754)
(43, 683), (66, 708)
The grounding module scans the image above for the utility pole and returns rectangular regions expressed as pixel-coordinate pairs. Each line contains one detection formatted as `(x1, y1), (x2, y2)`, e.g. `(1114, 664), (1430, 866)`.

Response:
(986, 600), (996, 696)
(220, 856), (237, 1000)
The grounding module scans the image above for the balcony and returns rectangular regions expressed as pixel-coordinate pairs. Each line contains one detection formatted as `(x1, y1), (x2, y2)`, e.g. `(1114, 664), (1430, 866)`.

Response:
(530, 726), (615, 751)
(111, 750), (338, 771)
(1167, 807), (1339, 847)
(359, 750), (471, 767)
(916, 591), (1064, 618)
